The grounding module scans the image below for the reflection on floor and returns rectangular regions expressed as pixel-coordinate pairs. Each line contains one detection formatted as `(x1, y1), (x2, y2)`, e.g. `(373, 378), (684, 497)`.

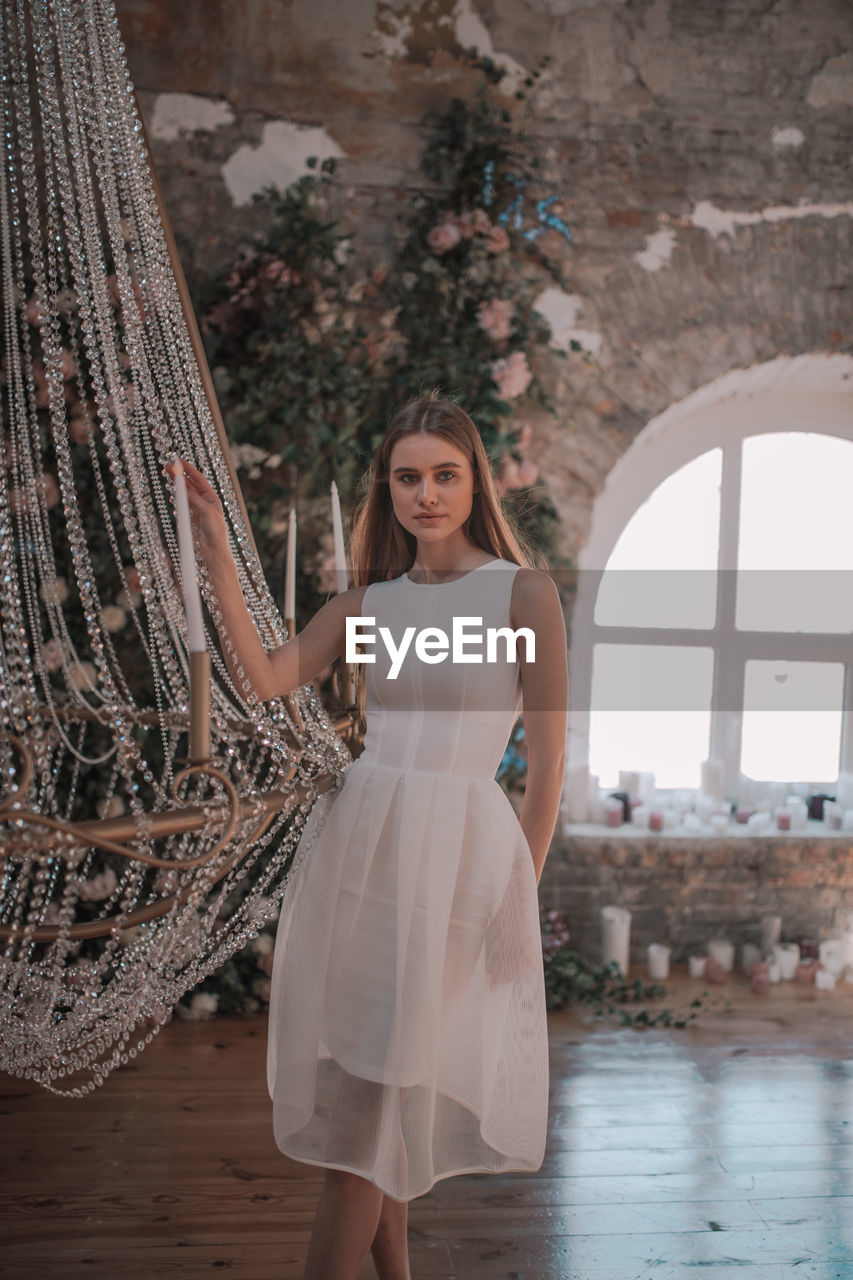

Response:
(2, 966), (853, 1279)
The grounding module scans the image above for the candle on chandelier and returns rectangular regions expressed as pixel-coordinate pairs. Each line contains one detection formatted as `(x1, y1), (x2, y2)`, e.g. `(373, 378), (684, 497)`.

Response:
(331, 480), (349, 594)
(285, 507), (296, 623)
(171, 460), (206, 651)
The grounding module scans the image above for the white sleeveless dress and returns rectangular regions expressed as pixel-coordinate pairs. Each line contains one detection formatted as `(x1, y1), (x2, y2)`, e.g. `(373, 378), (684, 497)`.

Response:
(266, 558), (548, 1202)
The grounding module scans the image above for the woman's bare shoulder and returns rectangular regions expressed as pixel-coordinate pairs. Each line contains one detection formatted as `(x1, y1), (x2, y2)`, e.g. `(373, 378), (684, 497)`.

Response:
(510, 567), (561, 624)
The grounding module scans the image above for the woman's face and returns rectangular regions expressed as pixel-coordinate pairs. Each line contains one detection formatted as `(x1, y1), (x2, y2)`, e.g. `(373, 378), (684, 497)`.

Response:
(387, 434), (478, 545)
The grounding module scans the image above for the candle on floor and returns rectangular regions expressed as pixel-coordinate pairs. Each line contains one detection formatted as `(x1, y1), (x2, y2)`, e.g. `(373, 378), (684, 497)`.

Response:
(773, 942), (800, 980)
(647, 943), (670, 980)
(688, 954), (706, 978)
(761, 915), (782, 954)
(708, 938), (735, 972)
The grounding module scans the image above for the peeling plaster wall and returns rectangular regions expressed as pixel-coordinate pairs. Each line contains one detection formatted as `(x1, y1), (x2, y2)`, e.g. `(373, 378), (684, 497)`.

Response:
(116, 0), (853, 568)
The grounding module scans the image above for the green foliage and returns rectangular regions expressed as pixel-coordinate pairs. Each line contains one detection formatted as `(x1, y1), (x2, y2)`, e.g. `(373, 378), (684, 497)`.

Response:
(541, 909), (715, 1029)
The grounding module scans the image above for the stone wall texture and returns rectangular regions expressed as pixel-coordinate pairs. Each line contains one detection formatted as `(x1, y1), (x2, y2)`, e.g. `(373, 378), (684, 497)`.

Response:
(116, 0), (853, 957)
(117, 0), (853, 562)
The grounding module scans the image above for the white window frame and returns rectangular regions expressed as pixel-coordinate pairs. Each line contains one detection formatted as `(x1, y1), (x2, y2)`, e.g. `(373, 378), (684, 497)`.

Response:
(567, 355), (853, 804)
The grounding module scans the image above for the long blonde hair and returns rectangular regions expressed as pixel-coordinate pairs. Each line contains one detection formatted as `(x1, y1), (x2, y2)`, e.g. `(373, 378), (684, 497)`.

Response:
(346, 395), (544, 731)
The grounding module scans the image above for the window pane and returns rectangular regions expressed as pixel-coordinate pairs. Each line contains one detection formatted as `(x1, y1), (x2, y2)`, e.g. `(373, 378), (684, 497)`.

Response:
(741, 660), (844, 782)
(589, 645), (713, 788)
(737, 433), (853, 633)
(595, 449), (720, 629)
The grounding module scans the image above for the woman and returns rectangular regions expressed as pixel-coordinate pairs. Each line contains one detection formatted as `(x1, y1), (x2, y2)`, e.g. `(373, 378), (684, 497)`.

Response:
(177, 395), (568, 1280)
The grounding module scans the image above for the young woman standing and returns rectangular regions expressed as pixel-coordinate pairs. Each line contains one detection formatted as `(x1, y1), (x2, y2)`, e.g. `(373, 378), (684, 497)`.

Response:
(178, 396), (568, 1280)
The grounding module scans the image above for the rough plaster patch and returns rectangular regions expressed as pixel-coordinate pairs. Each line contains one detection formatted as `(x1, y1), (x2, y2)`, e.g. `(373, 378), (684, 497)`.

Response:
(454, 0), (529, 94)
(369, 8), (414, 59)
(634, 227), (676, 272)
(221, 121), (344, 207)
(691, 198), (853, 238)
(807, 52), (853, 110)
(771, 125), (805, 149)
(533, 286), (602, 356)
(150, 92), (235, 142)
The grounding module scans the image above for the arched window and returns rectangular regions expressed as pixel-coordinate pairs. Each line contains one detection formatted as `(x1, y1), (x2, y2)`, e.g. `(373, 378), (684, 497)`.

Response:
(567, 355), (853, 817)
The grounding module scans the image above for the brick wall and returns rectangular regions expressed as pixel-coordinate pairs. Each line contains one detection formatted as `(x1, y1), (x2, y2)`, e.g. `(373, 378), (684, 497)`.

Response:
(540, 830), (853, 965)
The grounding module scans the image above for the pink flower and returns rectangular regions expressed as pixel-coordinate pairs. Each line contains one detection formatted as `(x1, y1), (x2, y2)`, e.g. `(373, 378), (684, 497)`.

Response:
(516, 459), (539, 487)
(477, 298), (515, 342)
(485, 225), (510, 254)
(125, 566), (142, 594)
(39, 472), (60, 509)
(427, 222), (462, 254)
(41, 638), (64, 673)
(491, 350), (532, 400)
(69, 414), (94, 445)
(497, 457), (520, 493)
(77, 869), (118, 902)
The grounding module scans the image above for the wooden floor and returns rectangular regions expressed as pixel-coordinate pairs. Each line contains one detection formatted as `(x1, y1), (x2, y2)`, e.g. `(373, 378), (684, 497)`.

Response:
(2, 967), (853, 1279)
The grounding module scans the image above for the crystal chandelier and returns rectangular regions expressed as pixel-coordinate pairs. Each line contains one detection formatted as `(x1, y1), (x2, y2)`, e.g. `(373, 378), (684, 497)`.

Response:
(0, 0), (354, 1095)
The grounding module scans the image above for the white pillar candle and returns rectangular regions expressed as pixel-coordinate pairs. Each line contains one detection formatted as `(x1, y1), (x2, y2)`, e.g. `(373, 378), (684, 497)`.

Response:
(647, 943), (670, 980)
(786, 796), (808, 831)
(688, 954), (706, 978)
(618, 770), (641, 800)
(330, 480), (348, 594)
(816, 968), (837, 991)
(601, 905), (632, 976)
(761, 915), (782, 955)
(707, 938), (735, 972)
(767, 960), (781, 983)
(819, 939), (846, 975)
(824, 800), (843, 830)
(773, 941), (800, 980)
(700, 758), (725, 801)
(171, 461), (205, 651)
(285, 507), (297, 622)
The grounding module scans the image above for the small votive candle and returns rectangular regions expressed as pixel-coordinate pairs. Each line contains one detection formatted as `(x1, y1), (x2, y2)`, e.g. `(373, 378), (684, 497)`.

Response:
(747, 810), (771, 832)
(750, 961), (770, 995)
(648, 808), (665, 832)
(824, 800), (843, 830)
(775, 806), (792, 831)
(795, 960), (818, 985)
(647, 943), (671, 980)
(688, 954), (706, 978)
(735, 806), (754, 825)
(605, 798), (624, 828)
(773, 942), (800, 980)
(708, 938), (735, 972)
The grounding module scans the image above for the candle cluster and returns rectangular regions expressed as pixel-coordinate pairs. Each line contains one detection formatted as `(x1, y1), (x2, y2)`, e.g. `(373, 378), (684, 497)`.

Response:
(599, 906), (853, 993)
(566, 760), (853, 837)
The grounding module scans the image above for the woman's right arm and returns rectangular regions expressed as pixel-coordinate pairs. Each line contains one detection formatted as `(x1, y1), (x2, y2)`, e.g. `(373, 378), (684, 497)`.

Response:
(175, 460), (361, 701)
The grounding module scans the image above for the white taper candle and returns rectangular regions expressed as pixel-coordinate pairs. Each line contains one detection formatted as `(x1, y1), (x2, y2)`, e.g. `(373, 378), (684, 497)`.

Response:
(285, 507), (296, 621)
(331, 480), (348, 594)
(171, 460), (206, 651)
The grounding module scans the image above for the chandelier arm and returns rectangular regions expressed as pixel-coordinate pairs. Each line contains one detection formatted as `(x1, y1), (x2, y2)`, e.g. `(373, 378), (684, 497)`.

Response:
(0, 773), (336, 942)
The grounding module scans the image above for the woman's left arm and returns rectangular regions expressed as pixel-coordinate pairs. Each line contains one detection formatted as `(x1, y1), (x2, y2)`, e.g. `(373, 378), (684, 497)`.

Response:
(512, 569), (568, 884)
